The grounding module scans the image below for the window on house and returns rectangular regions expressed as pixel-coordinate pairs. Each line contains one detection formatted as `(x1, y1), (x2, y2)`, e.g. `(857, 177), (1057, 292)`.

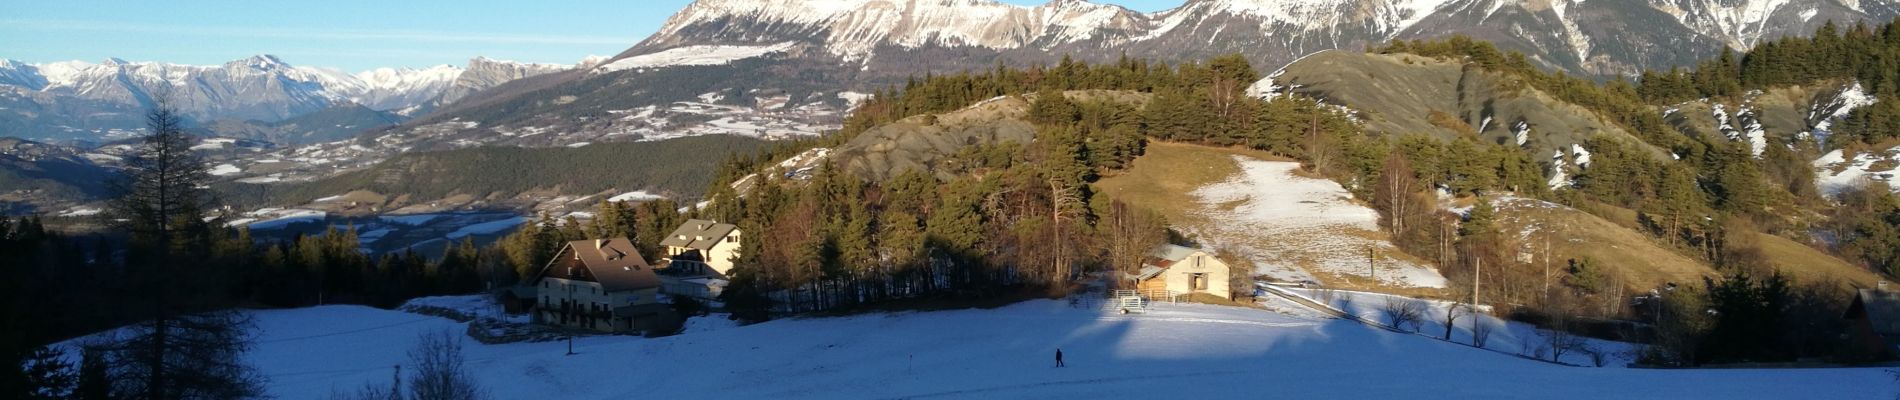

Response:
(1191, 273), (1208, 290)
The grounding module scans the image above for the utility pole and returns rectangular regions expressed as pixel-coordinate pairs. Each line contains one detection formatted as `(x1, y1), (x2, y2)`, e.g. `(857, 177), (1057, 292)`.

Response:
(1473, 256), (1482, 308)
(1542, 226), (1551, 302)
(1367, 246), (1376, 282)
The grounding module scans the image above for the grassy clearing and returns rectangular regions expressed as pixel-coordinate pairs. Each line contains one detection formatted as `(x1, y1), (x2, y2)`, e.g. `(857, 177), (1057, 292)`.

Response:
(1502, 198), (1878, 292)
(1492, 198), (1714, 292)
(1753, 232), (1881, 289)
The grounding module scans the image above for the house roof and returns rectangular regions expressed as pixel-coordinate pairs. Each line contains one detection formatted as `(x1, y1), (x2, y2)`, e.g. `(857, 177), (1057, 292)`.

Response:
(1134, 266), (1165, 281)
(1150, 244), (1200, 263)
(659, 219), (738, 251)
(1855, 289), (1900, 335)
(535, 238), (660, 292)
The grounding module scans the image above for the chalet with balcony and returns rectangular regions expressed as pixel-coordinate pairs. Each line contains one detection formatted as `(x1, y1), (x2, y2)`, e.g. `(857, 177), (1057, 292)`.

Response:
(530, 237), (670, 333)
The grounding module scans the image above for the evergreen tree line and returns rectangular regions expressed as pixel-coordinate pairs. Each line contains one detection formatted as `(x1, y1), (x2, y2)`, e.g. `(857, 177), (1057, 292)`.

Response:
(217, 134), (768, 209)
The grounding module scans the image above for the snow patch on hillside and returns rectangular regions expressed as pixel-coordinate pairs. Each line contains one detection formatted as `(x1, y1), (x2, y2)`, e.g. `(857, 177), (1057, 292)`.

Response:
(208, 163), (241, 176)
(1189, 156), (1447, 288)
(378, 214), (443, 226)
(597, 42), (796, 72)
(1814, 147), (1900, 196)
(444, 216), (527, 240)
(242, 209), (327, 230)
(1548, 149), (1572, 189)
(1809, 81), (1877, 143)
(608, 191), (663, 202)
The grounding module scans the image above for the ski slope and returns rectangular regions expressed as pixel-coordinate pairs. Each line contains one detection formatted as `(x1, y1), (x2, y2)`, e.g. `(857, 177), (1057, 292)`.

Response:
(195, 297), (1885, 399)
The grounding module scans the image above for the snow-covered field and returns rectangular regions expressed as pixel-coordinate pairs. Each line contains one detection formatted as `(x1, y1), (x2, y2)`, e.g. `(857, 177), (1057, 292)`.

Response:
(444, 216), (526, 240)
(179, 297), (1886, 399)
(1276, 287), (1638, 366)
(209, 163), (242, 176)
(1189, 155), (1447, 288)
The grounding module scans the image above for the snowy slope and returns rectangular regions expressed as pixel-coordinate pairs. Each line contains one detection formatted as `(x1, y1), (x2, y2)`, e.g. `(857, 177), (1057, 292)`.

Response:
(1814, 147), (1900, 195)
(72, 297), (1885, 399)
(596, 42), (798, 72)
(1189, 155), (1448, 288)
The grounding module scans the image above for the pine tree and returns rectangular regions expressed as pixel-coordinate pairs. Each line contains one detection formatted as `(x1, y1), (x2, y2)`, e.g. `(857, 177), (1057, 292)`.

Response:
(1461, 197), (1498, 238)
(101, 104), (264, 400)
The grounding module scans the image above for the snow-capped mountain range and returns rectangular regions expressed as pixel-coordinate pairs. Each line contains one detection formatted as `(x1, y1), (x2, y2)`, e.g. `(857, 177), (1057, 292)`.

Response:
(626, 0), (1898, 76)
(376, 0), (1897, 154)
(0, 54), (573, 142)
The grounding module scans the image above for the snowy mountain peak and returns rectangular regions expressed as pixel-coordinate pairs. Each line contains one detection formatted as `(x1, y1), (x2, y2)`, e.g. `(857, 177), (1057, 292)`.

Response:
(576, 55), (611, 70)
(645, 0), (1143, 61)
(231, 54), (290, 70)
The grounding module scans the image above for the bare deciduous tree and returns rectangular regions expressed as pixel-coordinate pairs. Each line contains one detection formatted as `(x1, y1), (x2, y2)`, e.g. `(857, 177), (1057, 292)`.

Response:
(1374, 152), (1423, 236)
(1580, 345), (1610, 367)
(408, 330), (484, 400)
(1103, 201), (1166, 290)
(1538, 327), (1587, 364)
(1539, 293), (1587, 363)
(1381, 297), (1427, 332)
(1441, 302), (1469, 341)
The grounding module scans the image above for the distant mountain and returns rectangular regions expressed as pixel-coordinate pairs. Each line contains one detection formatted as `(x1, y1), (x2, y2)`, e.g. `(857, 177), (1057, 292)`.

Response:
(365, 0), (1897, 156)
(435, 57), (569, 110)
(0, 55), (575, 142)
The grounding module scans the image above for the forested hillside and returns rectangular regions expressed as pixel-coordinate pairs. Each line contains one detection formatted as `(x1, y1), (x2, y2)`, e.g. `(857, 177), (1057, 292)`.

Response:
(658, 21), (1900, 365)
(1375, 23), (1900, 279)
(218, 134), (770, 208)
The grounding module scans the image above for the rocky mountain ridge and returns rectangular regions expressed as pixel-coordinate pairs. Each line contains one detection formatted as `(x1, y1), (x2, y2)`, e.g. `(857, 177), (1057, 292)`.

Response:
(0, 55), (573, 142)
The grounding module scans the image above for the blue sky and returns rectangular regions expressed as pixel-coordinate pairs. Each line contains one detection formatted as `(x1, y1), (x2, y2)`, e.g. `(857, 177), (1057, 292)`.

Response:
(2, 0), (1187, 72)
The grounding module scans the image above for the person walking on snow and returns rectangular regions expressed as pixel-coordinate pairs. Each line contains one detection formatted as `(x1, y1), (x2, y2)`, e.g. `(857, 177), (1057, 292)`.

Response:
(1055, 348), (1065, 367)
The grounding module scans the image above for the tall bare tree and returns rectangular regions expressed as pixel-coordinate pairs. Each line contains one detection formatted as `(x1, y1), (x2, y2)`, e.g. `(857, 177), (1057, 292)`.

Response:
(1103, 201), (1165, 289)
(1374, 152), (1422, 236)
